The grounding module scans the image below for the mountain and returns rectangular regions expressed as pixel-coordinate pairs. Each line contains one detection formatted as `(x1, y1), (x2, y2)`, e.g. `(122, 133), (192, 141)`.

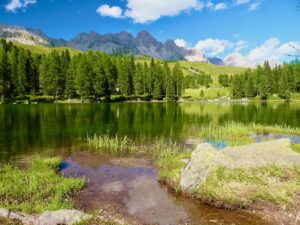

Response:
(207, 57), (225, 65)
(0, 24), (187, 60)
(0, 24), (225, 64)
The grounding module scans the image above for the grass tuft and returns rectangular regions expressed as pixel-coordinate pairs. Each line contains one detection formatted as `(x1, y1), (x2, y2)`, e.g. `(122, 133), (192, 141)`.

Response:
(195, 165), (300, 209)
(0, 156), (85, 214)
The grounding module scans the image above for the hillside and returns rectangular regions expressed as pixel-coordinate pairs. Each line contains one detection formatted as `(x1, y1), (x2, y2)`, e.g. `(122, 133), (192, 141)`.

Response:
(13, 42), (81, 56)
(137, 57), (247, 81)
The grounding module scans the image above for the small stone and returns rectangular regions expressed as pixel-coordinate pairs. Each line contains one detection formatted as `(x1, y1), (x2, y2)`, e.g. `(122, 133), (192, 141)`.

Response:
(0, 208), (9, 218)
(35, 209), (92, 225)
(288, 213), (293, 218)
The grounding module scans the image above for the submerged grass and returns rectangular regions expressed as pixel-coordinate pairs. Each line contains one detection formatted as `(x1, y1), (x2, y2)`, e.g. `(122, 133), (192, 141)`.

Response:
(0, 156), (85, 214)
(198, 121), (300, 146)
(195, 165), (300, 209)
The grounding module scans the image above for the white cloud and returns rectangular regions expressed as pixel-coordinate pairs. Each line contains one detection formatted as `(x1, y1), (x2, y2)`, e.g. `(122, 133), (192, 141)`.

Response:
(235, 0), (251, 5)
(234, 40), (249, 52)
(234, 0), (262, 11)
(206, 1), (228, 11)
(175, 39), (188, 48)
(213, 2), (228, 11)
(5, 0), (36, 12)
(124, 0), (204, 24)
(224, 38), (300, 67)
(248, 1), (261, 11)
(195, 39), (234, 56)
(96, 5), (124, 18)
(96, 0), (263, 23)
(224, 52), (255, 67)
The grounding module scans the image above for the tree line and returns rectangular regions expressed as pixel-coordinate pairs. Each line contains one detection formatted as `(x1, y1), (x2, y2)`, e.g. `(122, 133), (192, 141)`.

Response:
(0, 40), (184, 102)
(218, 61), (300, 100)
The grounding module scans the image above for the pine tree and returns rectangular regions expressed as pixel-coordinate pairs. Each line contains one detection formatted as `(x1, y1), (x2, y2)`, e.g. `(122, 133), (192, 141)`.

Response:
(134, 62), (144, 96)
(259, 74), (268, 100)
(16, 49), (28, 97)
(0, 42), (8, 101)
(165, 63), (175, 101)
(7, 46), (18, 97)
(75, 55), (93, 100)
(65, 60), (77, 99)
(246, 75), (256, 98)
(172, 62), (183, 98)
(94, 63), (108, 100)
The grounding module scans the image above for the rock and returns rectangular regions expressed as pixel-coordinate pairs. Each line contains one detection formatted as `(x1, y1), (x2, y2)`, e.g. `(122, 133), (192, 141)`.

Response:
(9, 212), (37, 225)
(217, 138), (299, 168)
(0, 208), (9, 218)
(180, 139), (300, 193)
(35, 210), (92, 225)
(180, 143), (218, 192)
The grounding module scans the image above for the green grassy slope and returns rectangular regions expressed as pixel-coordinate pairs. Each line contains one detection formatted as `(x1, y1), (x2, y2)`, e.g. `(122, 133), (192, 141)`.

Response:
(13, 42), (82, 56)
(137, 56), (247, 83)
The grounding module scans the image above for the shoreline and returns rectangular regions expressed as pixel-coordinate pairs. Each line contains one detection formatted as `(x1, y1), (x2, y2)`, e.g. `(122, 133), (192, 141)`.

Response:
(1, 97), (300, 104)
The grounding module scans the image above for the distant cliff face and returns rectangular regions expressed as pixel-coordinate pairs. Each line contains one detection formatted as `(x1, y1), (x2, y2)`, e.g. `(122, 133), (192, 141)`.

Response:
(65, 30), (186, 60)
(0, 24), (223, 64)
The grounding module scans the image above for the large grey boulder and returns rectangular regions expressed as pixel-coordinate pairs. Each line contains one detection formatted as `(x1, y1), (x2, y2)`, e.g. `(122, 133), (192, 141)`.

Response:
(35, 209), (92, 225)
(218, 138), (300, 168)
(180, 143), (219, 192)
(180, 139), (300, 193)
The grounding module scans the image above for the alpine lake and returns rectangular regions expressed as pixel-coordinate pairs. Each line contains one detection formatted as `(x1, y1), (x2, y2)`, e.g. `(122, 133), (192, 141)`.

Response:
(1, 102), (300, 225)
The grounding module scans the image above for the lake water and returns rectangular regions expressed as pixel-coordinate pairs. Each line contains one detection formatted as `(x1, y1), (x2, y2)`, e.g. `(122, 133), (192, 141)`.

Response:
(1, 102), (300, 161)
(0, 102), (299, 224)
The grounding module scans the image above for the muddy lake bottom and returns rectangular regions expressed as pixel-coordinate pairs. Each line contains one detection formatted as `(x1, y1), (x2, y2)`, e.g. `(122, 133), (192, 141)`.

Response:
(60, 150), (272, 225)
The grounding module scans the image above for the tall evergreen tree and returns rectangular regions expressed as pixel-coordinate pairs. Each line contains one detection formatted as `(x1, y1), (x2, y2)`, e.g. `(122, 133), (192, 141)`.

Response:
(134, 62), (144, 96)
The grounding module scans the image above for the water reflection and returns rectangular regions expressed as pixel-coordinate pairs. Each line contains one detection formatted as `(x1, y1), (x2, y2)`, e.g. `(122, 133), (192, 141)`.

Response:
(0, 102), (299, 161)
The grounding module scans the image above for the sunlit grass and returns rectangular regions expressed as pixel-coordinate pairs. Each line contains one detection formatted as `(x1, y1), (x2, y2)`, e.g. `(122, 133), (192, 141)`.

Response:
(195, 165), (300, 209)
(183, 88), (230, 100)
(0, 156), (85, 214)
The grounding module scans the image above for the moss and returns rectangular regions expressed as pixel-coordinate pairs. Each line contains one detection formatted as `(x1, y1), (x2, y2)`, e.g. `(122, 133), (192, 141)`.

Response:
(0, 156), (85, 214)
(195, 165), (300, 209)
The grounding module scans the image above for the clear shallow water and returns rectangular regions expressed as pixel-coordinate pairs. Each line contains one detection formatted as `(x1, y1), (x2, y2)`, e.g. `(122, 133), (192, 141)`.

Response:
(61, 151), (272, 225)
(1, 102), (300, 161)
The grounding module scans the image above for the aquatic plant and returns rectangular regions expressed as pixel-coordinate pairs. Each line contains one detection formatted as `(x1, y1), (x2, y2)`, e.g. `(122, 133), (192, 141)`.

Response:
(197, 121), (300, 146)
(87, 134), (186, 157)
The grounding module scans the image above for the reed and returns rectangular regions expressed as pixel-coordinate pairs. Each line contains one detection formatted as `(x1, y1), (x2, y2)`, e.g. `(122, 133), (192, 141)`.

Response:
(87, 134), (185, 157)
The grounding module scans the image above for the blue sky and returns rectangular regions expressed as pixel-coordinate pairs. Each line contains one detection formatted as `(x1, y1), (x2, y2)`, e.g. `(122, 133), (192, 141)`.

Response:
(1, 0), (300, 66)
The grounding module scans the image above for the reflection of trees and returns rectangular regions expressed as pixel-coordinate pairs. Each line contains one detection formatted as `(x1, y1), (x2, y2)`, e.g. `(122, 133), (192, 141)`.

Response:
(1, 103), (299, 161)
(218, 103), (300, 126)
